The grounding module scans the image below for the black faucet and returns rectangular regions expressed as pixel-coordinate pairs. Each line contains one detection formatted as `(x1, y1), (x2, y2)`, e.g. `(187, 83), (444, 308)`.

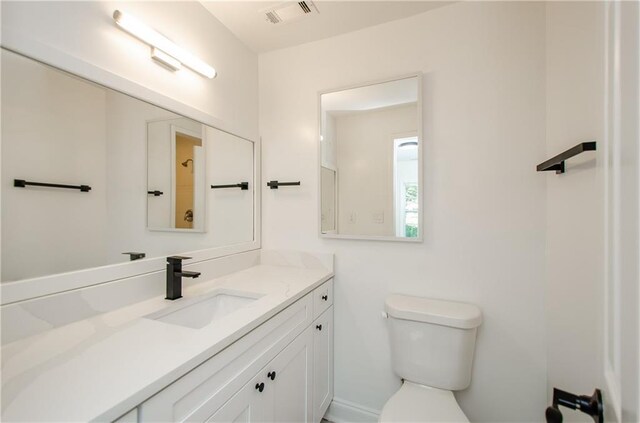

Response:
(166, 256), (201, 300)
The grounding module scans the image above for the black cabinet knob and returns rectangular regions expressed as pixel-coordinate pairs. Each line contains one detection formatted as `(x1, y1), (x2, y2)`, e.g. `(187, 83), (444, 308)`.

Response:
(321, 295), (328, 301)
(255, 382), (265, 392)
(316, 324), (323, 331)
(268, 371), (277, 381)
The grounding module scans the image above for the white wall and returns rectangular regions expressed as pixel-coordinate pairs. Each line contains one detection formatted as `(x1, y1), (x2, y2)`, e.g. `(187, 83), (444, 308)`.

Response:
(544, 3), (605, 421)
(1, 50), (109, 281)
(334, 105), (417, 236)
(259, 2), (547, 421)
(1, 1), (258, 141)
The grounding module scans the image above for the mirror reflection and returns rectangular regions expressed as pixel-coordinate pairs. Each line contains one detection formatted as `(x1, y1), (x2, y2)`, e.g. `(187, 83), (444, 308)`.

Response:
(320, 76), (421, 240)
(147, 118), (206, 232)
(1, 49), (255, 282)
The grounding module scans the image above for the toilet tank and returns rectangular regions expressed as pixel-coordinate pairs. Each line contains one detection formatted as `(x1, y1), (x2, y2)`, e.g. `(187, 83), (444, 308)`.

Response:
(385, 295), (482, 391)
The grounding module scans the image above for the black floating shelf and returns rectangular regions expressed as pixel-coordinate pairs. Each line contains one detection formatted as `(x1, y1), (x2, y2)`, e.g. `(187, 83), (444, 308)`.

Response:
(14, 179), (91, 192)
(267, 180), (301, 189)
(537, 141), (596, 174)
(211, 182), (249, 190)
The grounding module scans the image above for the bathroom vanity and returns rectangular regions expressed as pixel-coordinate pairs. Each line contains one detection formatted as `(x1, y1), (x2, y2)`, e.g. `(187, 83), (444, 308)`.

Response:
(0, 29), (333, 423)
(1, 258), (334, 423)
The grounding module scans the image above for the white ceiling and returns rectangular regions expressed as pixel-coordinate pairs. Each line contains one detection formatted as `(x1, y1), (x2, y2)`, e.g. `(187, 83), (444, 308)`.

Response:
(200, 1), (452, 53)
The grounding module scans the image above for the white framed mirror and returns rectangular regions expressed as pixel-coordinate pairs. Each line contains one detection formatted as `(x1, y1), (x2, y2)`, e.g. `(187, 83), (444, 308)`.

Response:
(318, 74), (423, 241)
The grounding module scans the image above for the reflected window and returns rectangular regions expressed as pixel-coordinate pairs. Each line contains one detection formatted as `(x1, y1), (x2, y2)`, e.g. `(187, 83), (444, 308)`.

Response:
(393, 136), (418, 238)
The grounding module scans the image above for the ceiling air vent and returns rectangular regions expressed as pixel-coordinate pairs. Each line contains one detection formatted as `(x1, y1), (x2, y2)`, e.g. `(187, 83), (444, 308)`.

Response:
(261, 1), (319, 25)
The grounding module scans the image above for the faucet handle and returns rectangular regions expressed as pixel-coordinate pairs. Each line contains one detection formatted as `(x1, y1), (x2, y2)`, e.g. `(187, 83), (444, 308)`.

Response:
(167, 256), (192, 263)
(123, 252), (146, 261)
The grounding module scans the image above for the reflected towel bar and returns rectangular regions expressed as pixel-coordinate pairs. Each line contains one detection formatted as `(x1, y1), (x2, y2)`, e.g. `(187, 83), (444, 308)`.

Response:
(211, 182), (249, 190)
(14, 179), (91, 192)
(267, 180), (300, 189)
(537, 141), (596, 174)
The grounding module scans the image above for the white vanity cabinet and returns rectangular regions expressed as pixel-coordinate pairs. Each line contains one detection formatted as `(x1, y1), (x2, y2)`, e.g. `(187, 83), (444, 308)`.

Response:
(312, 307), (334, 423)
(210, 326), (313, 423)
(136, 279), (333, 423)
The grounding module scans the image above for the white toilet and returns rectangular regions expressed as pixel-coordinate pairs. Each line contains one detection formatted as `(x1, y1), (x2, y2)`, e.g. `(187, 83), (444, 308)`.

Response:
(380, 294), (483, 422)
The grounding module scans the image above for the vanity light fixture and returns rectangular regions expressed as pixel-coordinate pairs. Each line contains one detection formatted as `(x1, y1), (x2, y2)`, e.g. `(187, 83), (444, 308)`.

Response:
(151, 47), (181, 71)
(113, 10), (217, 79)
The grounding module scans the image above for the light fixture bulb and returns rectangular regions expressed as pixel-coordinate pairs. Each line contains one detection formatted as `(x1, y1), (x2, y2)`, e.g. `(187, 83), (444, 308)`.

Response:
(113, 10), (217, 79)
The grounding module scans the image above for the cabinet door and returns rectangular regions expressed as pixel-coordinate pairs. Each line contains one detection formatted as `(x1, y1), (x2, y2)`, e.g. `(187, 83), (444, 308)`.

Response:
(312, 307), (334, 423)
(206, 371), (272, 423)
(267, 326), (314, 423)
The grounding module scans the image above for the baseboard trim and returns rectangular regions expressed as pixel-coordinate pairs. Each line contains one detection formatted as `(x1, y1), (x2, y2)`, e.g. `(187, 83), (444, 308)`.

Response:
(324, 397), (380, 423)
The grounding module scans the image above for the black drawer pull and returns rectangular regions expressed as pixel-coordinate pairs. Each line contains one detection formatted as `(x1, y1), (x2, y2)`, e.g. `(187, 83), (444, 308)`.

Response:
(268, 371), (277, 381)
(255, 382), (265, 392)
(316, 324), (323, 331)
(321, 294), (328, 301)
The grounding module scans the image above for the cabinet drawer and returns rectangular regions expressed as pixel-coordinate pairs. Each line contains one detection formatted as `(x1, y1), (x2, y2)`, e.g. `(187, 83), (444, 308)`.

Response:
(312, 279), (333, 320)
(139, 293), (313, 422)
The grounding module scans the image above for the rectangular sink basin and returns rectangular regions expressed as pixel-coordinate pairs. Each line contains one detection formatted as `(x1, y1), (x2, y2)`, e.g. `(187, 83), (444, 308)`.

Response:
(147, 291), (261, 329)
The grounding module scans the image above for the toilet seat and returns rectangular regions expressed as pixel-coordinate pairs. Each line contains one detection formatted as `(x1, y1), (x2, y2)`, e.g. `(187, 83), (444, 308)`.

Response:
(379, 381), (469, 423)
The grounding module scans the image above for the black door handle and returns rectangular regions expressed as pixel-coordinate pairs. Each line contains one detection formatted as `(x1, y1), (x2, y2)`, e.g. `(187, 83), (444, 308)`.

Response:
(321, 294), (328, 301)
(316, 324), (323, 331)
(268, 371), (277, 381)
(545, 388), (603, 423)
(255, 382), (265, 392)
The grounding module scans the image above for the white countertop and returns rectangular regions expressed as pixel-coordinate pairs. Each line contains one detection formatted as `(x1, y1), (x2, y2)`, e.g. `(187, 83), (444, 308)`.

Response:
(1, 264), (333, 422)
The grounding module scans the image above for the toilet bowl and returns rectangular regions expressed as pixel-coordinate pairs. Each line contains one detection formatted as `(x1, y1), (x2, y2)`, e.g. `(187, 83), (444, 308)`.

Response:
(379, 381), (468, 422)
(380, 294), (482, 422)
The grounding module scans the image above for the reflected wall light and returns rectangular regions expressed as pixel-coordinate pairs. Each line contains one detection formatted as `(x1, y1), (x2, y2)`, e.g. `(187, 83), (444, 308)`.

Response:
(113, 10), (217, 79)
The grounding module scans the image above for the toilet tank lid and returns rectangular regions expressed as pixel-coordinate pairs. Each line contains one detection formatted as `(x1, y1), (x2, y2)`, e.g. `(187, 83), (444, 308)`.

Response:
(385, 295), (482, 329)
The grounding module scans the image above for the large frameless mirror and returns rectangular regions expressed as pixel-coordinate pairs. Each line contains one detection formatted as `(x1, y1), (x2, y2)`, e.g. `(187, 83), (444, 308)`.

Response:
(319, 74), (422, 241)
(1, 48), (255, 282)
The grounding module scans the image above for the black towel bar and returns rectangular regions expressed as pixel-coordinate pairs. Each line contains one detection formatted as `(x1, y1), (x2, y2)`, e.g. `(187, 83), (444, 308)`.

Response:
(211, 182), (249, 190)
(537, 142), (596, 174)
(14, 179), (91, 192)
(267, 180), (300, 189)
